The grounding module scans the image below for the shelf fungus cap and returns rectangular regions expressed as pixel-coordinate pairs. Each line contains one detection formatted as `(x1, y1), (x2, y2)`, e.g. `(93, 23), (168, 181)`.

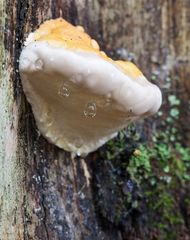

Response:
(19, 18), (162, 156)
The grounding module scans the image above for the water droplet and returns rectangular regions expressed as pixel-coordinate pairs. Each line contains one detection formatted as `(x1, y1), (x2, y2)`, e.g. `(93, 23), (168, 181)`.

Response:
(58, 83), (70, 97)
(76, 151), (81, 157)
(84, 102), (97, 118)
(34, 59), (43, 70)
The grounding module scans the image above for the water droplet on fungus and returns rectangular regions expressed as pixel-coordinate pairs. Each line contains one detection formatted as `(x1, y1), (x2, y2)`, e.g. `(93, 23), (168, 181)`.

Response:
(84, 102), (97, 118)
(34, 59), (43, 70)
(58, 83), (70, 97)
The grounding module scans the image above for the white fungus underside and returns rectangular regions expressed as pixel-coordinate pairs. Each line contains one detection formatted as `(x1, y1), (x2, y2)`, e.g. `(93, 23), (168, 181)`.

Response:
(19, 41), (162, 156)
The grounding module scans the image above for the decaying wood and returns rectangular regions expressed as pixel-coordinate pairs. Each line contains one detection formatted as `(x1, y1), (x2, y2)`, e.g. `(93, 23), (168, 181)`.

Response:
(0, 0), (190, 239)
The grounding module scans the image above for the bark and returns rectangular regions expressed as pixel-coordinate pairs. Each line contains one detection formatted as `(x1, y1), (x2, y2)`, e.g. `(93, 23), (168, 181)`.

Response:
(0, 0), (190, 239)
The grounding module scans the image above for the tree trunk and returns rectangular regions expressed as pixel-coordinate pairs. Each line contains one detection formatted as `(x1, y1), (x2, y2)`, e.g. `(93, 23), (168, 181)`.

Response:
(1, 0), (190, 239)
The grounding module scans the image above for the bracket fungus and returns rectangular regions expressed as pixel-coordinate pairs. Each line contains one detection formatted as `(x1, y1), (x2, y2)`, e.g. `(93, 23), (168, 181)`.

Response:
(19, 18), (162, 156)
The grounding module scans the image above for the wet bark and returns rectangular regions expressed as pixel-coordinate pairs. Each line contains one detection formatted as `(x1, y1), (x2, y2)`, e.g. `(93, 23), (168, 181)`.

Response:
(0, 0), (190, 239)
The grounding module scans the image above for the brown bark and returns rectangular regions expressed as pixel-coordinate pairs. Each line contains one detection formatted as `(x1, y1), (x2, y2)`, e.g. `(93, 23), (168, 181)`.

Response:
(1, 0), (190, 239)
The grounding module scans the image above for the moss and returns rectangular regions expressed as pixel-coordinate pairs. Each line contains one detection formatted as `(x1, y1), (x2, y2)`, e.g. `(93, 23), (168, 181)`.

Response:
(102, 115), (190, 239)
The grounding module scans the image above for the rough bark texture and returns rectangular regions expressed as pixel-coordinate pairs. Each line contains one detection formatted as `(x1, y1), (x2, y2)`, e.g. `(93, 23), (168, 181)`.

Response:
(0, 0), (190, 239)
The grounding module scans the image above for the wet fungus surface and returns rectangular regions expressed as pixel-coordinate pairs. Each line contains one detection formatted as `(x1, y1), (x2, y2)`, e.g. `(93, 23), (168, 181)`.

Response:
(19, 18), (162, 156)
